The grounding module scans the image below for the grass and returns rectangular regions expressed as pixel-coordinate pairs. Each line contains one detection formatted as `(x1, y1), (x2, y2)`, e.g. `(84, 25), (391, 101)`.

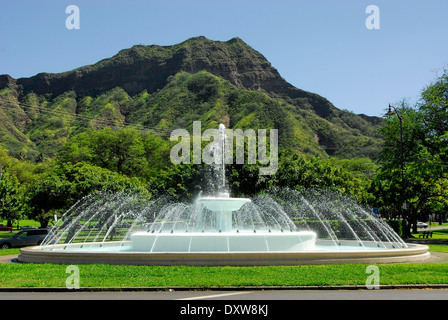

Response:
(0, 248), (19, 256)
(0, 262), (447, 288)
(427, 245), (448, 253)
(0, 243), (447, 288)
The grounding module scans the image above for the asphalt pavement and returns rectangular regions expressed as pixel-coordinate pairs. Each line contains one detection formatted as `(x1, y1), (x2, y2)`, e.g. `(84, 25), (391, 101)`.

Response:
(1, 288), (448, 300)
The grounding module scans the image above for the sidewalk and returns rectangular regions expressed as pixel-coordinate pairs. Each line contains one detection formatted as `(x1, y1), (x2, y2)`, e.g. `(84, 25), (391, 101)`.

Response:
(0, 255), (18, 264)
(419, 251), (448, 264)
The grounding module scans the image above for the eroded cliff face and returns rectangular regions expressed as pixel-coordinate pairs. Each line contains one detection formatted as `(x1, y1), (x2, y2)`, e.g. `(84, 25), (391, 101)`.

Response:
(5, 37), (305, 101)
(6, 37), (341, 122)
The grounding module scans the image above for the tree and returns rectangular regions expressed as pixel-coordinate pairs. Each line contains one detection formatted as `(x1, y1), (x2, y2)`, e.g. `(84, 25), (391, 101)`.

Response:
(228, 150), (370, 202)
(374, 70), (448, 235)
(26, 162), (150, 227)
(0, 166), (27, 229)
(59, 127), (146, 176)
(59, 127), (171, 182)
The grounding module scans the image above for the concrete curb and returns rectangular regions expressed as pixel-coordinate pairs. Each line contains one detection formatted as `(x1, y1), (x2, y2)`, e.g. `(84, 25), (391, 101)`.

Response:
(1, 284), (448, 292)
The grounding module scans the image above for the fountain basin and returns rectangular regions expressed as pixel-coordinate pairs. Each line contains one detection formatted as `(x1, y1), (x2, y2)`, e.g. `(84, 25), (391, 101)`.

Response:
(130, 230), (317, 252)
(18, 242), (430, 266)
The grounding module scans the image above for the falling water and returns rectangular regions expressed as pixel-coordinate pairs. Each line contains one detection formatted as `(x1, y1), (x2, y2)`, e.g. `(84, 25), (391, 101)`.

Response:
(205, 123), (229, 196)
(42, 187), (407, 251)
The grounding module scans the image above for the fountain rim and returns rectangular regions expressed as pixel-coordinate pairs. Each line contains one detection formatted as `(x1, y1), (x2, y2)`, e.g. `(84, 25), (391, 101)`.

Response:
(196, 196), (252, 212)
(18, 242), (430, 266)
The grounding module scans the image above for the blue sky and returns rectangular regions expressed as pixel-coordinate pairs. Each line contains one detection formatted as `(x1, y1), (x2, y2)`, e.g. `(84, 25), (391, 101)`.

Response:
(1, 0), (447, 117)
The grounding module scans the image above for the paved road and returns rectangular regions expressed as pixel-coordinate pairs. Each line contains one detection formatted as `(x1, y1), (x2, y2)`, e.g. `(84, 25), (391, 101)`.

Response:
(1, 289), (448, 300)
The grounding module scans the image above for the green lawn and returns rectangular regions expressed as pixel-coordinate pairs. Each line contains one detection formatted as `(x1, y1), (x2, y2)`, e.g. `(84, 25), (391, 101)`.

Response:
(0, 262), (447, 288)
(0, 248), (19, 256)
(427, 244), (448, 253)
(0, 243), (447, 288)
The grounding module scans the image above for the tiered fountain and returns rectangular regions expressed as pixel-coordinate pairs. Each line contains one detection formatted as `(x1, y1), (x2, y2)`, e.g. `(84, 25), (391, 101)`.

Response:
(18, 124), (430, 266)
(130, 193), (316, 253)
(131, 124), (316, 253)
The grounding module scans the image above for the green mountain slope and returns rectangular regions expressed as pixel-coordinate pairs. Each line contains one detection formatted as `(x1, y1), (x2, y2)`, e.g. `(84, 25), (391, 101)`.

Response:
(0, 37), (382, 160)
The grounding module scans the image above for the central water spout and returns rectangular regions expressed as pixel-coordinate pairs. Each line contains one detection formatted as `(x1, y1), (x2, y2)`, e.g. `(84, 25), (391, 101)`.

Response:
(210, 123), (229, 195)
(218, 123), (226, 191)
(196, 123), (252, 232)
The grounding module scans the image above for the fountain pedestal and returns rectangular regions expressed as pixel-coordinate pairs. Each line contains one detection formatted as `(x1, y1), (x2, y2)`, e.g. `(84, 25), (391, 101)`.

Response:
(197, 196), (251, 232)
(216, 211), (232, 232)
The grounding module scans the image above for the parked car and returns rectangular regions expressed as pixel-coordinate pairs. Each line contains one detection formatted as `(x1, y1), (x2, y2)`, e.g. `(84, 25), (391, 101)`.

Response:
(0, 229), (52, 249)
(417, 222), (429, 228)
(0, 224), (13, 232)
(20, 225), (37, 230)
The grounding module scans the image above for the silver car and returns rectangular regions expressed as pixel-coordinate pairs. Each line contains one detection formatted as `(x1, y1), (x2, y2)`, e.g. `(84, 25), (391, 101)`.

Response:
(417, 222), (429, 229)
(0, 229), (51, 249)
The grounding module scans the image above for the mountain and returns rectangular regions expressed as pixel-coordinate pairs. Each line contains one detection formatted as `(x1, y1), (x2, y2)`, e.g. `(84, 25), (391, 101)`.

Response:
(0, 36), (382, 160)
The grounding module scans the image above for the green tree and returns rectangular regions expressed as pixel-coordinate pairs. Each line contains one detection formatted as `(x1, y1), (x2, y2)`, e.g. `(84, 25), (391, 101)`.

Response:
(59, 127), (171, 181)
(0, 166), (27, 229)
(26, 162), (150, 227)
(228, 150), (370, 202)
(59, 127), (147, 176)
(374, 70), (448, 235)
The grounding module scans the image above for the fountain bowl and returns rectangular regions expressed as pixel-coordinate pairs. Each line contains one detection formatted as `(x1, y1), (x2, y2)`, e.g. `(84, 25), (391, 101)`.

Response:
(198, 197), (251, 212)
(19, 241), (430, 266)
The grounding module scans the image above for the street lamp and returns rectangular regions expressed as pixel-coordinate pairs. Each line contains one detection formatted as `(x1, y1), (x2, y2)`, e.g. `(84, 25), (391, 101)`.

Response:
(386, 104), (407, 234)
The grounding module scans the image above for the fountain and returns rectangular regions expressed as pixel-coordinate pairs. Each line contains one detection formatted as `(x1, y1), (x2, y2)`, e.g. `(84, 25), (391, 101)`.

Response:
(18, 124), (430, 266)
(129, 123), (316, 253)
(130, 194), (316, 253)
